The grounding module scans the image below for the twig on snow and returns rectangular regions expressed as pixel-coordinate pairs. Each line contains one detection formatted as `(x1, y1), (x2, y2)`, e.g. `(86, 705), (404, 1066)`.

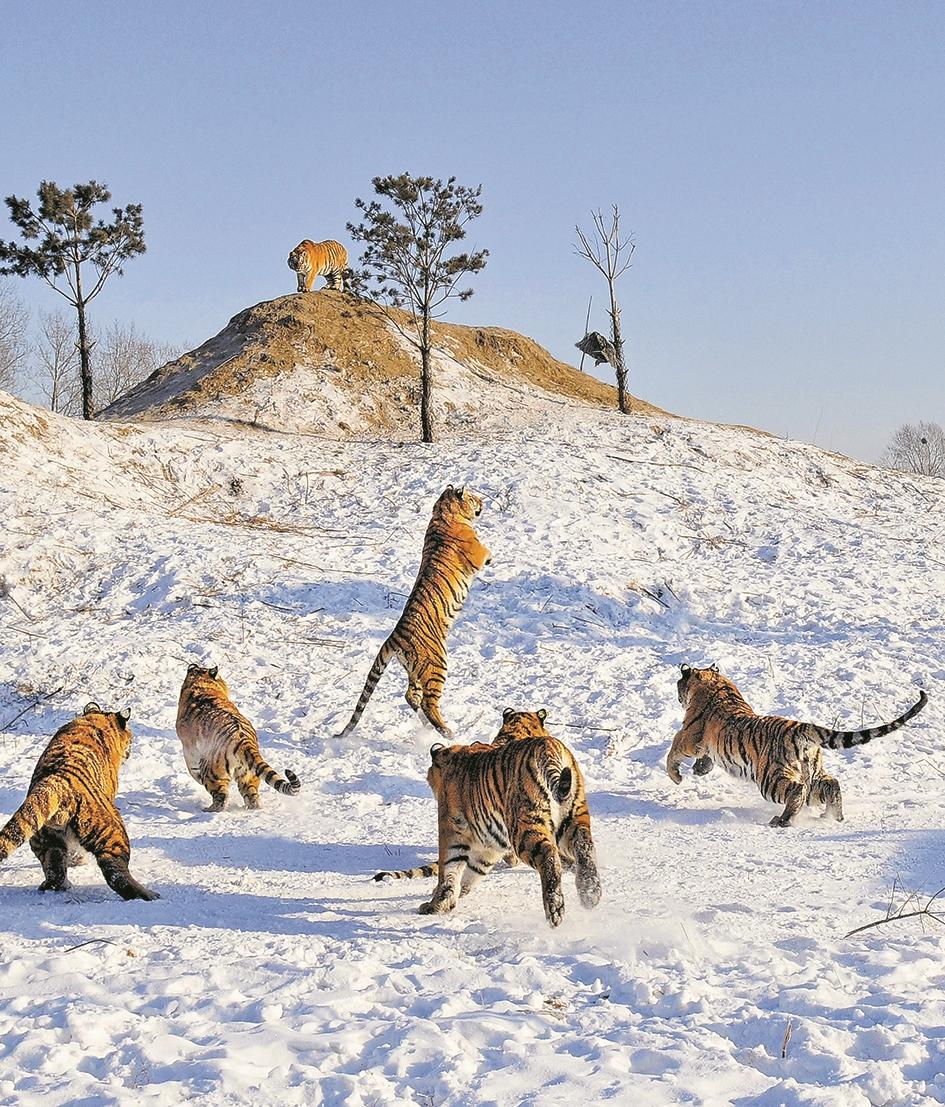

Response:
(845, 883), (945, 938)
(0, 686), (63, 732)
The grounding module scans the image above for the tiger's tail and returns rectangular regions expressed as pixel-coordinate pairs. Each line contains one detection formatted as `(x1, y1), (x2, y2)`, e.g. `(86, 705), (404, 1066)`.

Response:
(813, 690), (928, 750)
(544, 760), (574, 804)
(336, 641), (394, 738)
(373, 863), (436, 882)
(0, 782), (63, 862)
(241, 749), (301, 796)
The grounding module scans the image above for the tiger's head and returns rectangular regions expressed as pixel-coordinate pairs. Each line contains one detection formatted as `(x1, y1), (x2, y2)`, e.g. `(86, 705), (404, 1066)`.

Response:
(677, 663), (733, 706)
(287, 242), (310, 273)
(181, 662), (227, 696)
(433, 484), (484, 524)
(493, 707), (550, 745)
(81, 702), (133, 760)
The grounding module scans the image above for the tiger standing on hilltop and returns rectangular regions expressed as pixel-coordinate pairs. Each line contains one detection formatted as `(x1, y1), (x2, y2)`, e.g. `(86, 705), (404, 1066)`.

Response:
(176, 664), (301, 811)
(336, 485), (491, 740)
(414, 725), (602, 927)
(287, 239), (348, 292)
(667, 663), (928, 827)
(0, 703), (158, 901)
(374, 708), (553, 882)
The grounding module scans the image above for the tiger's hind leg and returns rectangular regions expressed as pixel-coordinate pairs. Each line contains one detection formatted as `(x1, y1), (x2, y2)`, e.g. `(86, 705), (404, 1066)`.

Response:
(30, 826), (72, 892)
(236, 771), (261, 811)
(75, 797), (159, 901)
(812, 775), (844, 822)
(769, 780), (807, 828)
(404, 678), (423, 714)
(199, 761), (230, 812)
(558, 817), (602, 910)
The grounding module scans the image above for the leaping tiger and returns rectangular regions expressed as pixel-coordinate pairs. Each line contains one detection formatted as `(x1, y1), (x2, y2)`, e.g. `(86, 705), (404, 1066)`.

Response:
(667, 663), (928, 827)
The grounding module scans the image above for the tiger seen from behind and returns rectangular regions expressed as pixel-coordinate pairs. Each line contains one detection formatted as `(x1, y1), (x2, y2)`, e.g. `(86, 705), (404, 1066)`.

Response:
(0, 703), (158, 901)
(414, 719), (601, 927)
(176, 664), (301, 812)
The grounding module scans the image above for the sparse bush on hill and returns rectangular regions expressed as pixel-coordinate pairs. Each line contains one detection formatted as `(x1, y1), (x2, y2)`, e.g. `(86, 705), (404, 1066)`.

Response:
(882, 420), (945, 478)
(348, 173), (488, 443)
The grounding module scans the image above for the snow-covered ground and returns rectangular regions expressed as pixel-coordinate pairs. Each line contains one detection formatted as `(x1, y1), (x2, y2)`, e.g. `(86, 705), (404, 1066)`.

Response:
(1, 392), (944, 1106)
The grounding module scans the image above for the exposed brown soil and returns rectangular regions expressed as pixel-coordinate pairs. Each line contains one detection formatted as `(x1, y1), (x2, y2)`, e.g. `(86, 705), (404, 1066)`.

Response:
(102, 291), (669, 433)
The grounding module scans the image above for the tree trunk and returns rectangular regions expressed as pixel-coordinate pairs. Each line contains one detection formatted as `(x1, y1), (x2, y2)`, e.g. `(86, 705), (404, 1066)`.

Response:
(74, 264), (94, 420)
(608, 277), (629, 415)
(419, 310), (434, 443)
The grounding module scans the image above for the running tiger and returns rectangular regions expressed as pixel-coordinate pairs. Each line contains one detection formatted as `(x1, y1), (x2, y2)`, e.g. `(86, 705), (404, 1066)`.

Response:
(667, 663), (928, 827)
(374, 708), (551, 882)
(336, 485), (491, 740)
(414, 727), (602, 927)
(0, 703), (158, 900)
(176, 664), (301, 812)
(287, 239), (348, 292)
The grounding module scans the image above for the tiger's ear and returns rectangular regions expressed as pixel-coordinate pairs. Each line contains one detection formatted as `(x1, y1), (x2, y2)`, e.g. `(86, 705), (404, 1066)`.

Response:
(83, 701), (102, 715)
(430, 743), (445, 759)
(458, 485), (466, 497)
(709, 664), (719, 673)
(117, 708), (132, 726)
(679, 663), (692, 675)
(503, 707), (514, 720)
(187, 662), (199, 672)
(537, 709), (547, 722)
(209, 666), (219, 679)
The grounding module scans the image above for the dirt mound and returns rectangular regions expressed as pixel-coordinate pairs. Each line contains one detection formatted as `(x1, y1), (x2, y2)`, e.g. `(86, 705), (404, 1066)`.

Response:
(102, 292), (667, 435)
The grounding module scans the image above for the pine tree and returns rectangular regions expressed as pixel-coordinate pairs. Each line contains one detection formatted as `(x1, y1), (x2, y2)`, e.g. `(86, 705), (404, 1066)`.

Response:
(348, 174), (488, 443)
(0, 181), (145, 419)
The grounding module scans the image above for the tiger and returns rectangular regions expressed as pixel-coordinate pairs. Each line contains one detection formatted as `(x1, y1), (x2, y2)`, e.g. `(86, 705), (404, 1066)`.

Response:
(374, 708), (551, 882)
(412, 729), (602, 927)
(287, 239), (348, 292)
(0, 703), (158, 901)
(176, 664), (301, 812)
(667, 663), (928, 827)
(336, 485), (491, 740)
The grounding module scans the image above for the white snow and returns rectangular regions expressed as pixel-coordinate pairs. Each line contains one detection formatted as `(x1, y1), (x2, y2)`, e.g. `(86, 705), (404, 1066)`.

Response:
(1, 389), (944, 1106)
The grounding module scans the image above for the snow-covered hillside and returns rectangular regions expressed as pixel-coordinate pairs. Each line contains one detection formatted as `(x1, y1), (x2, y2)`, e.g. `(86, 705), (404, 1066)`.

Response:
(0, 390), (943, 1106)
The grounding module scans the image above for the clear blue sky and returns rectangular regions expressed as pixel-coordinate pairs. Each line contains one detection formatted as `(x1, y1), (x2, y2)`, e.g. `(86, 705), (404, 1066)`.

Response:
(3, 2), (943, 459)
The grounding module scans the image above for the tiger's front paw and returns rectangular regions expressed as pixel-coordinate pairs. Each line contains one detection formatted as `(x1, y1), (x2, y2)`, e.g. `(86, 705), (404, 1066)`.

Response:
(666, 763), (683, 785)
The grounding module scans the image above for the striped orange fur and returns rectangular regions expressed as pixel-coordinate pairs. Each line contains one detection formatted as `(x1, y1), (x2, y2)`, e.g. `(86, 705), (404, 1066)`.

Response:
(337, 485), (491, 740)
(416, 725), (601, 927)
(667, 664), (928, 827)
(0, 703), (157, 900)
(287, 239), (348, 292)
(176, 665), (301, 812)
(374, 708), (551, 882)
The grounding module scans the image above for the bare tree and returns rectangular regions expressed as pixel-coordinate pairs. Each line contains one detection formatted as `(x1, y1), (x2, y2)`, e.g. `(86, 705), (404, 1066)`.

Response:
(882, 421), (945, 478)
(26, 315), (178, 415)
(0, 284), (30, 390)
(94, 319), (178, 410)
(34, 308), (80, 412)
(575, 206), (635, 414)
